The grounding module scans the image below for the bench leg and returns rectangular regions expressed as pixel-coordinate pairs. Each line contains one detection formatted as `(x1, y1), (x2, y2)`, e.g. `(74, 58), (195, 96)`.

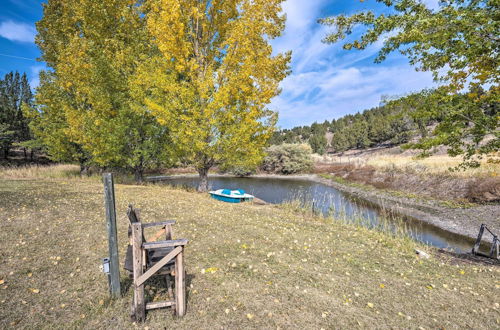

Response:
(132, 223), (146, 322)
(174, 250), (186, 317)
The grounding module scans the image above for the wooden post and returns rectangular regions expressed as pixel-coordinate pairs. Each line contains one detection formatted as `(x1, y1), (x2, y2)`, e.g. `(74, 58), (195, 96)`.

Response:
(103, 173), (121, 298)
(175, 249), (186, 316)
(132, 222), (146, 322)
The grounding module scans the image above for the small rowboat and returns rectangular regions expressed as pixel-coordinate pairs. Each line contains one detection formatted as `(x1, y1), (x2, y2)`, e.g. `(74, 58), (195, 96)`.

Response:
(209, 189), (254, 203)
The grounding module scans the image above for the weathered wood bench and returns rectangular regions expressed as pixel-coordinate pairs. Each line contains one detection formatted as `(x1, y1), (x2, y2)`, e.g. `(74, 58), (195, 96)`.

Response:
(124, 205), (188, 321)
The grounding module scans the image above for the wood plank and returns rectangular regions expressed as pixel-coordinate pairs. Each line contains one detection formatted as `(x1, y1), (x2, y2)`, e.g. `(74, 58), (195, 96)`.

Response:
(146, 300), (175, 310)
(149, 227), (167, 242)
(166, 224), (173, 240)
(103, 173), (121, 299)
(175, 250), (186, 317)
(142, 220), (176, 228)
(143, 239), (188, 250)
(132, 222), (146, 322)
(136, 246), (182, 287)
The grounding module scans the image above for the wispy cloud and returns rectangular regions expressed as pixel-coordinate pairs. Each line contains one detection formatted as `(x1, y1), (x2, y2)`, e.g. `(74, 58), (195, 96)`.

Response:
(0, 20), (36, 43)
(270, 0), (438, 128)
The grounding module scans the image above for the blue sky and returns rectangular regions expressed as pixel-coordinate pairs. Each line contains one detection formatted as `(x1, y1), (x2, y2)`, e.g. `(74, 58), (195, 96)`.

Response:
(0, 0), (440, 128)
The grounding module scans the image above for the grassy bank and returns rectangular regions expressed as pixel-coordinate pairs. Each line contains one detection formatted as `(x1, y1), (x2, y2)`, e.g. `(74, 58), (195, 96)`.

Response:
(313, 154), (500, 203)
(0, 171), (499, 329)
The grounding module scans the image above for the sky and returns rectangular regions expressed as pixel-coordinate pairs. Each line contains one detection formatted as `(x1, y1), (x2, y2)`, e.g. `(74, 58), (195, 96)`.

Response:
(0, 0), (440, 129)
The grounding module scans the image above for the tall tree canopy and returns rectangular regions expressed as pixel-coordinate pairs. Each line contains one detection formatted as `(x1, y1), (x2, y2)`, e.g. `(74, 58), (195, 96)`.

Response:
(34, 0), (173, 179)
(132, 0), (291, 191)
(320, 0), (499, 165)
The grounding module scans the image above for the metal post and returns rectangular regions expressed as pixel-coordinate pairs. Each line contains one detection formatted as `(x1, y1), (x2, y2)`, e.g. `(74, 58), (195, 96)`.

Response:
(103, 173), (121, 298)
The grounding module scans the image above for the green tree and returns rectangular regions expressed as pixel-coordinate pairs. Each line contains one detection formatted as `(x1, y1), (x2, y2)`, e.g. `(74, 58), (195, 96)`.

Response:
(24, 71), (89, 171)
(35, 0), (173, 180)
(262, 143), (313, 174)
(309, 132), (327, 155)
(320, 0), (499, 164)
(132, 0), (291, 191)
(0, 71), (33, 159)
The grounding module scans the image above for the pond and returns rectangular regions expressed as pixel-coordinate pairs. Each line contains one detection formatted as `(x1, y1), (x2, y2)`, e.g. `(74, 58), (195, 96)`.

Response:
(151, 175), (479, 253)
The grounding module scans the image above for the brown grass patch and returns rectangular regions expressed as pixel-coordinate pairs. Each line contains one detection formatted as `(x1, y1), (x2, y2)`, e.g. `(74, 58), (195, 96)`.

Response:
(0, 176), (499, 329)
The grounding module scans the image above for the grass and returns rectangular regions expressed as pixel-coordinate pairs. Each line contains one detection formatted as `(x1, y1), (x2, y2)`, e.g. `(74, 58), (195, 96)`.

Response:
(0, 164), (82, 179)
(318, 153), (499, 178)
(0, 169), (499, 329)
(365, 154), (499, 178)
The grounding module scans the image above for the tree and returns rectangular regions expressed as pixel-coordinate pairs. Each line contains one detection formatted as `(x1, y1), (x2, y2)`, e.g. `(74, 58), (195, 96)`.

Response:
(262, 143), (313, 174)
(25, 71), (91, 172)
(132, 0), (291, 191)
(35, 0), (173, 180)
(309, 132), (327, 155)
(320, 0), (499, 164)
(0, 71), (33, 159)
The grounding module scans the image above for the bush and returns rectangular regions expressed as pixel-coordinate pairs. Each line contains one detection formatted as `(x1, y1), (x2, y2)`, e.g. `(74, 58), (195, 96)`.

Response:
(222, 165), (256, 177)
(262, 143), (313, 174)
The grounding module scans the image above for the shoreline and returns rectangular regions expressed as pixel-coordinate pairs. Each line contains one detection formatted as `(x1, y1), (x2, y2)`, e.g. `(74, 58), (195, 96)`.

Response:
(147, 173), (500, 243)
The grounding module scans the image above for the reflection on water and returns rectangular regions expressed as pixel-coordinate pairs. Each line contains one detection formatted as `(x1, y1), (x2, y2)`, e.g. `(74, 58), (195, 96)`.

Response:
(153, 175), (477, 253)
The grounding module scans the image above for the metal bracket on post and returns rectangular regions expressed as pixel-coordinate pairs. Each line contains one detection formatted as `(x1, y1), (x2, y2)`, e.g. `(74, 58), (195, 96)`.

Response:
(103, 173), (121, 298)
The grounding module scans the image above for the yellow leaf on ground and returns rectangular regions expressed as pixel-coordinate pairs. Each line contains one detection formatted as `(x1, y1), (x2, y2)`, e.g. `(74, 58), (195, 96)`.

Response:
(246, 313), (254, 320)
(367, 303), (374, 308)
(31, 288), (40, 293)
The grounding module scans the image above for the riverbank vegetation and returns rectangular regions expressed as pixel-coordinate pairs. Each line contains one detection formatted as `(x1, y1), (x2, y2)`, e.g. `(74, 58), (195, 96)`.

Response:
(313, 153), (500, 204)
(0, 173), (499, 329)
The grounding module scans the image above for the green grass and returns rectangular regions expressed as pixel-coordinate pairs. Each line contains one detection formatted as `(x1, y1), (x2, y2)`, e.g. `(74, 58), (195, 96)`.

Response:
(0, 176), (499, 329)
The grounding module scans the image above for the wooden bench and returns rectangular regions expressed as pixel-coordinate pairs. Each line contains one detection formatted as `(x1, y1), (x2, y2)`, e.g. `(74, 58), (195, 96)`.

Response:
(124, 205), (188, 321)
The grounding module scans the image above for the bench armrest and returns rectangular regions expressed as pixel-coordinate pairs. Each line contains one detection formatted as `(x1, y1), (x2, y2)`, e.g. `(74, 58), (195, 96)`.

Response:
(143, 239), (188, 250)
(142, 220), (176, 228)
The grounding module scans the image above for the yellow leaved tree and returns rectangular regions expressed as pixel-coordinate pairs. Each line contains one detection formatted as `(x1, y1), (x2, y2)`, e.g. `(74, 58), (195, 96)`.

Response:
(132, 0), (291, 191)
(34, 0), (174, 180)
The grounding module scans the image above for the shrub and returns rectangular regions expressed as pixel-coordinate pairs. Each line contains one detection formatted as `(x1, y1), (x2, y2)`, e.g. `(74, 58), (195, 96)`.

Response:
(222, 164), (256, 177)
(262, 143), (313, 174)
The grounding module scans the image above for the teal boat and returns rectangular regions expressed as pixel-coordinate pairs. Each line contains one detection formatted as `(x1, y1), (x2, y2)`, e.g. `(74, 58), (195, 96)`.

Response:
(209, 189), (254, 203)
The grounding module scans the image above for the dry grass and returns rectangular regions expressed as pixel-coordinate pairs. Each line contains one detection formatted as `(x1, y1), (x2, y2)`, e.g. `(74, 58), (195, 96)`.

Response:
(365, 155), (499, 178)
(0, 164), (82, 180)
(0, 176), (499, 329)
(315, 153), (499, 178)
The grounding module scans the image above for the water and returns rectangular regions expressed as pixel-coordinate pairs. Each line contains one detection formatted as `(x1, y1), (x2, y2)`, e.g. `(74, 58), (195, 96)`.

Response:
(152, 175), (479, 253)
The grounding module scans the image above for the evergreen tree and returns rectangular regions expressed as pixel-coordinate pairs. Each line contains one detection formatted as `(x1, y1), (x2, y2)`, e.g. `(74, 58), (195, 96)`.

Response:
(0, 71), (33, 159)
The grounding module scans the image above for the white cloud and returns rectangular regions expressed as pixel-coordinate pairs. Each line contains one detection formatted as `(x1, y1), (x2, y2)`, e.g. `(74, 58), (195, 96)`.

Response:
(269, 0), (438, 128)
(29, 65), (44, 89)
(271, 63), (436, 128)
(0, 20), (36, 43)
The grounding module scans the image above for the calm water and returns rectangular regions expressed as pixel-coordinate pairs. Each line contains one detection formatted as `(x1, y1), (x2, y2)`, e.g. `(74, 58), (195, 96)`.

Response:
(151, 175), (478, 253)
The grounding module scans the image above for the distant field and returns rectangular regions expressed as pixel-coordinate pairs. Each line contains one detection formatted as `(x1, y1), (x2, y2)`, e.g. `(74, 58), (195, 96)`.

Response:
(0, 169), (499, 329)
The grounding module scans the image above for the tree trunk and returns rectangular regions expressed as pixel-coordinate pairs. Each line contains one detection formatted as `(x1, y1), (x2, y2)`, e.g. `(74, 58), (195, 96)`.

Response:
(80, 164), (90, 176)
(30, 149), (34, 162)
(197, 167), (210, 192)
(3, 148), (8, 160)
(134, 166), (144, 183)
(23, 148), (27, 160)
